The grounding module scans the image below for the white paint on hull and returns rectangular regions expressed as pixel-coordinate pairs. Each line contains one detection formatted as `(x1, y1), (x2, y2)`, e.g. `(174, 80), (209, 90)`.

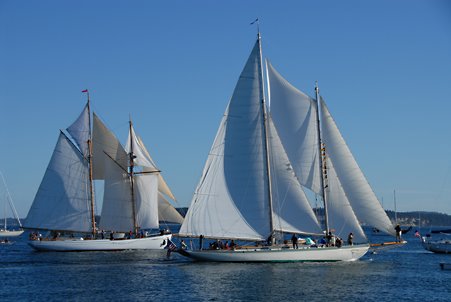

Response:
(0, 230), (24, 237)
(28, 234), (171, 252)
(179, 244), (369, 262)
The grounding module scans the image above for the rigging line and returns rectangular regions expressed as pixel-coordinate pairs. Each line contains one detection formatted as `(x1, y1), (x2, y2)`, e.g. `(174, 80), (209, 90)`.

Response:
(103, 151), (129, 174)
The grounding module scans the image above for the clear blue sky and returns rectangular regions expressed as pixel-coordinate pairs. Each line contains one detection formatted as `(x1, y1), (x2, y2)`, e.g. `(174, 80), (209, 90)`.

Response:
(1, 1), (450, 218)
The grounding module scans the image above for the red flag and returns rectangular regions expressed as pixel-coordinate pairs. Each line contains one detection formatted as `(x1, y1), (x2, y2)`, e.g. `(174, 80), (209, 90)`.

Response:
(82, 89), (88, 93)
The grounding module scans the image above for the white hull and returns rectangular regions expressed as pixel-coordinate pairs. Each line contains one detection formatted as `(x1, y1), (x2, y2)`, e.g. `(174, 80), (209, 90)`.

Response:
(178, 244), (369, 262)
(28, 234), (171, 252)
(422, 238), (451, 254)
(0, 229), (24, 237)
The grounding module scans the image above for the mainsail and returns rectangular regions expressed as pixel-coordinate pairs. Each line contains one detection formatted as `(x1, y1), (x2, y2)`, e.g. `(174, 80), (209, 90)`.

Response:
(320, 98), (396, 236)
(268, 61), (394, 238)
(95, 118), (160, 232)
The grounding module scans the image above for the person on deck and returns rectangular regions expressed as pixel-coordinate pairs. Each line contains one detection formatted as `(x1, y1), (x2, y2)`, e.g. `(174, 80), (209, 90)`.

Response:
(347, 232), (354, 245)
(291, 234), (298, 249)
(395, 224), (402, 242)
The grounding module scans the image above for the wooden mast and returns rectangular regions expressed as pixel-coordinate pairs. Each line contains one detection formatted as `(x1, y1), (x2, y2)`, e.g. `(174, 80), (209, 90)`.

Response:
(128, 119), (138, 235)
(85, 90), (97, 236)
(315, 83), (330, 235)
(257, 27), (275, 244)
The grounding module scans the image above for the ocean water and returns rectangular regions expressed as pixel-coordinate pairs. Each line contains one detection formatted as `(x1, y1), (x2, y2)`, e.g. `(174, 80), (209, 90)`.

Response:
(1, 230), (451, 302)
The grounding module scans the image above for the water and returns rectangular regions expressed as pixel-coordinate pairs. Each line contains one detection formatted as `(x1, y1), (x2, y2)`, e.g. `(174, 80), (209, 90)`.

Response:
(2, 231), (451, 301)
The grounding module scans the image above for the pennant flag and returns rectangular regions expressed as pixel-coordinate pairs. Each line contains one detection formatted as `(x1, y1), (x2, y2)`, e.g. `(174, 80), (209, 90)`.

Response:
(82, 89), (88, 93)
(250, 18), (258, 25)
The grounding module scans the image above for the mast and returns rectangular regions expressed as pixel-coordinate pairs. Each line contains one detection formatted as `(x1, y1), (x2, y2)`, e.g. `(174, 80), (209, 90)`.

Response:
(315, 82), (330, 235)
(257, 29), (275, 244)
(128, 119), (138, 235)
(394, 189), (398, 223)
(85, 90), (97, 236)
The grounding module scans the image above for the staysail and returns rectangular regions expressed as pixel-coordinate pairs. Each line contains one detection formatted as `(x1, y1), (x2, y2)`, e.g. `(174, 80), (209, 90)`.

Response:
(267, 118), (322, 235)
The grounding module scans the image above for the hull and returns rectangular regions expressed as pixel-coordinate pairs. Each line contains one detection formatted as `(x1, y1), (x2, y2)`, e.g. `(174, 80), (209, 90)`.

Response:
(0, 229), (24, 237)
(422, 238), (451, 254)
(177, 244), (369, 262)
(28, 234), (171, 252)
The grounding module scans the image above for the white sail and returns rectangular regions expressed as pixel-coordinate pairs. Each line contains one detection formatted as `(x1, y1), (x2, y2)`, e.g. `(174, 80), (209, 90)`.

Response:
(125, 126), (158, 170)
(99, 155), (133, 232)
(134, 173), (159, 230)
(267, 61), (322, 194)
(325, 159), (367, 242)
(24, 132), (92, 232)
(267, 118), (322, 235)
(0, 171), (22, 228)
(125, 127), (176, 200)
(179, 112), (265, 240)
(92, 113), (127, 179)
(66, 103), (90, 157)
(158, 193), (184, 224)
(320, 98), (396, 236)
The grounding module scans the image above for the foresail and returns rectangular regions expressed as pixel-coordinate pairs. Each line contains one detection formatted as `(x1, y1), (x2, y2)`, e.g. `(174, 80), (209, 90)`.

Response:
(320, 98), (396, 236)
(92, 113), (127, 179)
(99, 155), (133, 232)
(267, 61), (322, 194)
(66, 103), (90, 157)
(267, 118), (322, 235)
(325, 159), (367, 242)
(24, 132), (92, 232)
(158, 193), (184, 224)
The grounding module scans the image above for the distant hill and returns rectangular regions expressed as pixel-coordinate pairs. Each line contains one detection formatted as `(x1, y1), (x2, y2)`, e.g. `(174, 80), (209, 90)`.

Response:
(175, 208), (451, 227)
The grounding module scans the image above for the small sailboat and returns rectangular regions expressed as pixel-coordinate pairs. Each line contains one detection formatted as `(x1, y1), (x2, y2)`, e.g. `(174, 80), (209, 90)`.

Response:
(24, 91), (183, 251)
(422, 234), (451, 254)
(177, 32), (399, 262)
(0, 172), (24, 238)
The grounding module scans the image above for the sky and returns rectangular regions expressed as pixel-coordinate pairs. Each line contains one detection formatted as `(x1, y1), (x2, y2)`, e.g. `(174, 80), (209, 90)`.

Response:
(1, 1), (451, 218)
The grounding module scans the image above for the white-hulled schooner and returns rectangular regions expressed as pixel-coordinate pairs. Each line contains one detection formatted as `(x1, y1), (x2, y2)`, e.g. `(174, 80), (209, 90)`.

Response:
(24, 91), (183, 251)
(177, 33), (398, 262)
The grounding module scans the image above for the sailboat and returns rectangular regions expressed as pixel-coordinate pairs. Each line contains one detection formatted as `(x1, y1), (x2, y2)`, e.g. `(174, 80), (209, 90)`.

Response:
(177, 32), (398, 262)
(24, 91), (183, 251)
(0, 172), (24, 238)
